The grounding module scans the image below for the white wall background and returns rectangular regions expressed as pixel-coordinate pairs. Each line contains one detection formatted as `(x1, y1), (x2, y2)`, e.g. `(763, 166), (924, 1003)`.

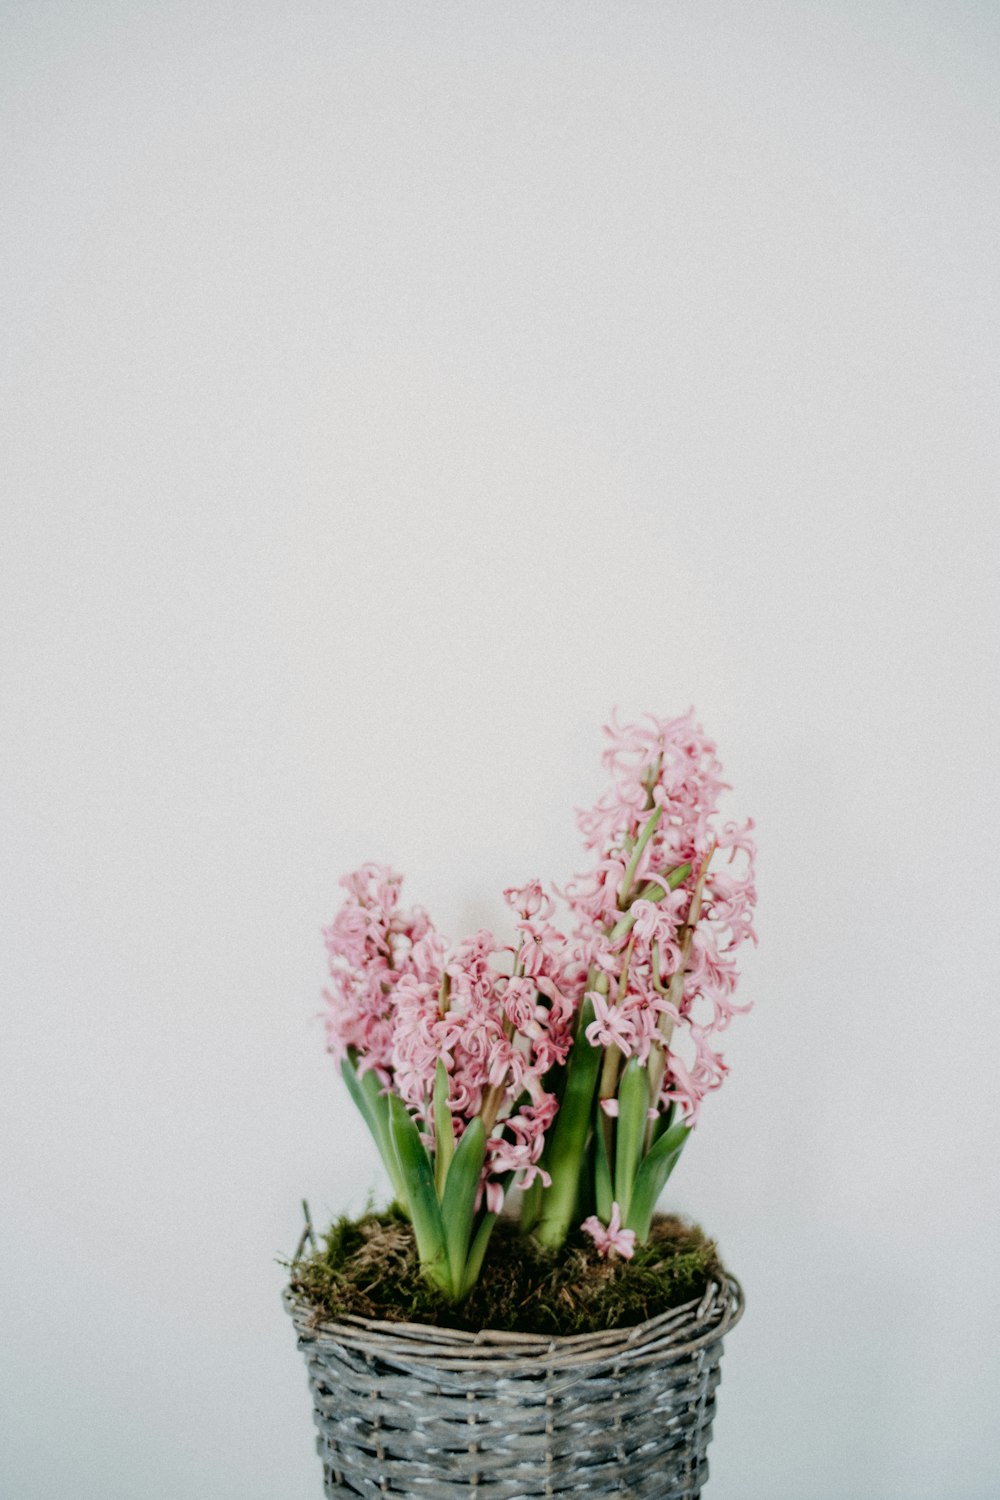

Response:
(2, 4), (998, 1497)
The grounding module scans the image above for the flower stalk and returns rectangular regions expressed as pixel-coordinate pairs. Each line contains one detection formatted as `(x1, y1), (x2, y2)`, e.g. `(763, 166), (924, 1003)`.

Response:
(532, 859), (691, 1250)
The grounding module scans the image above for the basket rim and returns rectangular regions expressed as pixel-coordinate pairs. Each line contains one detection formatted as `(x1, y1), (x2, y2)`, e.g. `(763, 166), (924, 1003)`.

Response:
(285, 1271), (743, 1373)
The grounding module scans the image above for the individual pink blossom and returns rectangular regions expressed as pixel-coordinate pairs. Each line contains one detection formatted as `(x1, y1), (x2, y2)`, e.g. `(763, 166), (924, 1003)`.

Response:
(516, 918), (569, 978)
(503, 878), (554, 921)
(502, 976), (544, 1035)
(581, 1202), (636, 1260)
(630, 1000), (665, 1066)
(630, 892), (688, 946)
(716, 817), (757, 858)
(488, 1130), (552, 1190)
(559, 857), (630, 923)
(659, 1030), (729, 1124)
(570, 931), (619, 979)
(584, 991), (639, 1057)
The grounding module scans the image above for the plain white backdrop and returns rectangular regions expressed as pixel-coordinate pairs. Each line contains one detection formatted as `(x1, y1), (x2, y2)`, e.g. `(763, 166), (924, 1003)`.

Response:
(2, 4), (998, 1497)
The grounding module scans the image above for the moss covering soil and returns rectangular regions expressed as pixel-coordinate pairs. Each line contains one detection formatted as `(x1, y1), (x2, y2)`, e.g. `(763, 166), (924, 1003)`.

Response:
(287, 1206), (723, 1337)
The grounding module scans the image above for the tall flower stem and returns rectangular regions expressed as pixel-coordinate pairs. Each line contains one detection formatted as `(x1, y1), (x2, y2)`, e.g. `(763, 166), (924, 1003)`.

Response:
(530, 991), (603, 1249)
(532, 860), (690, 1251)
(617, 806), (662, 909)
(645, 844), (715, 1121)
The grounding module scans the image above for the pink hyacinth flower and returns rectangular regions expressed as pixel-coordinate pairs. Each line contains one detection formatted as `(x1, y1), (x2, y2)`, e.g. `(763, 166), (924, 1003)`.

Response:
(581, 1202), (636, 1260)
(584, 991), (638, 1057)
(503, 878), (554, 920)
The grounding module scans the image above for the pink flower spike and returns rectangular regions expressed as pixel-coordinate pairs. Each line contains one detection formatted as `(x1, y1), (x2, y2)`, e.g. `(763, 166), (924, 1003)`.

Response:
(581, 1202), (636, 1260)
(599, 1097), (619, 1117)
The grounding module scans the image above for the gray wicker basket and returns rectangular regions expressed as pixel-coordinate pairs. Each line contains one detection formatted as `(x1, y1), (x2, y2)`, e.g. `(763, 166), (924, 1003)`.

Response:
(285, 1274), (743, 1498)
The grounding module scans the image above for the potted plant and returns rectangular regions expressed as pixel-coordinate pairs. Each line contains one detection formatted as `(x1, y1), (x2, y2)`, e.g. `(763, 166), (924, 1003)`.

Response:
(285, 711), (756, 1497)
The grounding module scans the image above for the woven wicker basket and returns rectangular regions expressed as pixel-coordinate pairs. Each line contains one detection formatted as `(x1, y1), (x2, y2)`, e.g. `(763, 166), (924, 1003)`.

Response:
(285, 1273), (743, 1498)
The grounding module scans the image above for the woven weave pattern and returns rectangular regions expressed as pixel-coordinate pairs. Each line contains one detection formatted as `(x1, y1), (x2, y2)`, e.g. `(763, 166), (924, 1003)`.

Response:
(286, 1276), (742, 1498)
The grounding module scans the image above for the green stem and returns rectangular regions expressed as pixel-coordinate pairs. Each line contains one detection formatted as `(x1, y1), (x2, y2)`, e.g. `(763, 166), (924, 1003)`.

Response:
(609, 861), (691, 947)
(646, 844), (715, 1109)
(617, 806), (663, 909)
(531, 859), (692, 1252)
(459, 1213), (498, 1299)
(532, 996), (602, 1248)
(433, 1059), (455, 1198)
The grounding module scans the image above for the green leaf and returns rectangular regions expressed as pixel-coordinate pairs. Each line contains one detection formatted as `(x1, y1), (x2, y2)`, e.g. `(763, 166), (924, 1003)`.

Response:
(440, 1117), (486, 1291)
(459, 1210), (498, 1300)
(651, 1100), (677, 1144)
(341, 1057), (407, 1204)
(457, 1170), (514, 1300)
(433, 1060), (455, 1199)
(519, 1173), (544, 1235)
(624, 1120), (689, 1241)
(387, 1095), (450, 1291)
(594, 1108), (614, 1221)
(533, 996), (602, 1248)
(614, 1058), (650, 1220)
(340, 1055), (376, 1133)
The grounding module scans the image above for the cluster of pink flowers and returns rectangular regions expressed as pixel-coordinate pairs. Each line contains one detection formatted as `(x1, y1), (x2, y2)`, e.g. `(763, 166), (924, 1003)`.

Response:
(323, 868), (580, 1211)
(322, 711), (756, 1252)
(567, 709), (757, 1128)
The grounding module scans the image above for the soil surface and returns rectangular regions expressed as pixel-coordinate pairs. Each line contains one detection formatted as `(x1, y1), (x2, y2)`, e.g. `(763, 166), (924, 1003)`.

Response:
(287, 1207), (723, 1336)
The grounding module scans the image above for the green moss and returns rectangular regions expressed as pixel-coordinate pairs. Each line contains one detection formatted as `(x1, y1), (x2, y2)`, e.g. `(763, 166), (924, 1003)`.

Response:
(286, 1206), (723, 1337)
